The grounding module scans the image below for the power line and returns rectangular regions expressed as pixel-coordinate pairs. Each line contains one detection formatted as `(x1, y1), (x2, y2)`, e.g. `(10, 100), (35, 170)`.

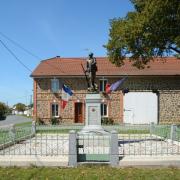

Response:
(0, 31), (41, 60)
(0, 31), (65, 74)
(0, 39), (32, 72)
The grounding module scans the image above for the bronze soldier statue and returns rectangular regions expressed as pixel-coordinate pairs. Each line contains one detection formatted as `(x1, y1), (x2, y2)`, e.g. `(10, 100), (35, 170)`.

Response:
(86, 53), (98, 92)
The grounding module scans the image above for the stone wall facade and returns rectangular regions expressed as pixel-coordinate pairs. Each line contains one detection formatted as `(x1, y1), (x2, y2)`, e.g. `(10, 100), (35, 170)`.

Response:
(33, 76), (180, 124)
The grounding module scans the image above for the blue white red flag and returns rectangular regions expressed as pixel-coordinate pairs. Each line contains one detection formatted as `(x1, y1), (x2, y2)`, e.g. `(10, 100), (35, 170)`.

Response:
(106, 77), (127, 94)
(61, 84), (73, 109)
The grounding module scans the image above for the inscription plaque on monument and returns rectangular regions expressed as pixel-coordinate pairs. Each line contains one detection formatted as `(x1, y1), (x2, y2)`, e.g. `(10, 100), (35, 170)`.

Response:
(88, 106), (99, 125)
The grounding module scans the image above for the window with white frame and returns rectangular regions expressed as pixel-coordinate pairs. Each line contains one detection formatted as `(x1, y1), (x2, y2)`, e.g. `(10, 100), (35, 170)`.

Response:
(99, 79), (108, 92)
(101, 103), (108, 117)
(51, 104), (59, 117)
(51, 79), (59, 93)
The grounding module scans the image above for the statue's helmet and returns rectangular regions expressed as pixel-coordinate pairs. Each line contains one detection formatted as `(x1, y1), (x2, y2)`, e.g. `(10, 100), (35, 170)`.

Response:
(89, 52), (93, 57)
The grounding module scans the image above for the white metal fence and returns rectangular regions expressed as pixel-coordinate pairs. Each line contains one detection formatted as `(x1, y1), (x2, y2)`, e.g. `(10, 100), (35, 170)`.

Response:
(0, 123), (180, 164)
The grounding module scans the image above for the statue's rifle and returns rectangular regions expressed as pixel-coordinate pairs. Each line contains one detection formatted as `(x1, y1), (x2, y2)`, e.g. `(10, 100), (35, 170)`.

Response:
(81, 63), (90, 88)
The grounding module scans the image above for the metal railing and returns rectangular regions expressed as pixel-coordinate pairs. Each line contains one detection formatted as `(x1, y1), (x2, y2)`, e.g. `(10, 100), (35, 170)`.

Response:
(151, 124), (171, 139)
(117, 123), (180, 156)
(0, 123), (180, 158)
(0, 125), (33, 147)
(77, 134), (111, 162)
(0, 124), (68, 156)
(0, 133), (69, 156)
(118, 133), (180, 156)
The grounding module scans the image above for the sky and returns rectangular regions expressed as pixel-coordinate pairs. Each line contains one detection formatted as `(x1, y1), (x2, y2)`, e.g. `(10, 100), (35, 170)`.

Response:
(0, 0), (134, 106)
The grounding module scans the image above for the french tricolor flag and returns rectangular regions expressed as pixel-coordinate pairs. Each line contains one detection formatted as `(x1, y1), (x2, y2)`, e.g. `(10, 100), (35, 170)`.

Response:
(61, 84), (73, 109)
(106, 77), (127, 94)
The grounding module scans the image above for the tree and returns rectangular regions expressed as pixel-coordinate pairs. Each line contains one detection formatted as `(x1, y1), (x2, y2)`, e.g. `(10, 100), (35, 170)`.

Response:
(15, 103), (26, 112)
(0, 102), (8, 119)
(28, 103), (33, 109)
(105, 0), (180, 69)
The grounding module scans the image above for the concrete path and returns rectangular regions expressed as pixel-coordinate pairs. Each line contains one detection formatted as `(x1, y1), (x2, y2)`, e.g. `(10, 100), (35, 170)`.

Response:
(119, 155), (180, 167)
(0, 115), (32, 126)
(0, 155), (68, 167)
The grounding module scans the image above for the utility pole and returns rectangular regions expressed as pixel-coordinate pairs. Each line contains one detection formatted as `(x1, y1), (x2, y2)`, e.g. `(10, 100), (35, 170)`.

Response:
(30, 95), (32, 106)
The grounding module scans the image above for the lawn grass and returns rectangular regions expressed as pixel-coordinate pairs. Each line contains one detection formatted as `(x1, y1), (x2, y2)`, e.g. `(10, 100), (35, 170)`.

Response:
(16, 114), (33, 119)
(0, 166), (180, 180)
(117, 129), (149, 134)
(36, 129), (74, 134)
(15, 121), (32, 127)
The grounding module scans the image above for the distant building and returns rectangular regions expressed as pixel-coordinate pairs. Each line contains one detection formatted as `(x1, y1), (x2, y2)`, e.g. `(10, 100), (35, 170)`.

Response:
(24, 107), (33, 117)
(12, 106), (33, 117)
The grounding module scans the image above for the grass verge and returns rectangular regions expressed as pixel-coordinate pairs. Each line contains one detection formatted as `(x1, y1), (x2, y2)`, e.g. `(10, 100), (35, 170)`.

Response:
(0, 166), (180, 180)
(15, 121), (32, 127)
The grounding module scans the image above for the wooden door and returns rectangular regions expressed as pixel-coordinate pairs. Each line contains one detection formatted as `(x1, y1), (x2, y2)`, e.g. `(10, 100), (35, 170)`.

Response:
(75, 103), (83, 123)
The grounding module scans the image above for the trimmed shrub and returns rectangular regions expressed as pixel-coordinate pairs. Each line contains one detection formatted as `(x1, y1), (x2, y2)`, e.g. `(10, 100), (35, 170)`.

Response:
(101, 117), (114, 125)
(50, 117), (62, 125)
(36, 117), (45, 125)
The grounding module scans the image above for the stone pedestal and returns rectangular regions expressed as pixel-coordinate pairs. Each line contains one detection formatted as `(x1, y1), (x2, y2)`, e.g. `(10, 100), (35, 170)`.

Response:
(80, 93), (108, 134)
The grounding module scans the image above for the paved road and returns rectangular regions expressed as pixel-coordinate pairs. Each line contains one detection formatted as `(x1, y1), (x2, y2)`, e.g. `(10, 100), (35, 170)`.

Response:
(0, 115), (32, 126)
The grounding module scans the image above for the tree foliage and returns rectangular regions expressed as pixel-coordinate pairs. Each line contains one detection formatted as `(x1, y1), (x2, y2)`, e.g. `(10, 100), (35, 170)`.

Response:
(0, 102), (8, 119)
(105, 0), (180, 68)
(28, 103), (33, 109)
(15, 103), (26, 112)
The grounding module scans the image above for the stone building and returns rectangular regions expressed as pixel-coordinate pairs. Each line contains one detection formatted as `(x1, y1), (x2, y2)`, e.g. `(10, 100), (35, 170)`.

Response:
(31, 57), (180, 124)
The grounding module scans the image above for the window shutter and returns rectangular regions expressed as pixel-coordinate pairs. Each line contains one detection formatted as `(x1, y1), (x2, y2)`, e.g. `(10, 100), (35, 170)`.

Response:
(51, 79), (59, 93)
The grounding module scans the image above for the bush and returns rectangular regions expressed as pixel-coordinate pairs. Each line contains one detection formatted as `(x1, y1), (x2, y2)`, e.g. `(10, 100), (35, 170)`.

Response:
(36, 117), (45, 125)
(101, 117), (114, 125)
(0, 102), (8, 120)
(50, 117), (62, 125)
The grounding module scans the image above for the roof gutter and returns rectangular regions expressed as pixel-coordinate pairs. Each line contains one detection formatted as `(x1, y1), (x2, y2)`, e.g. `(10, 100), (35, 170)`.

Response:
(30, 74), (180, 78)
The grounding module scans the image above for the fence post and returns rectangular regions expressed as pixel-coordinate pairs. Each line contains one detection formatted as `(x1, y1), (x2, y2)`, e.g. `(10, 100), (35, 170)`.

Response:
(170, 124), (176, 141)
(69, 130), (77, 167)
(9, 124), (16, 141)
(150, 122), (155, 136)
(110, 130), (119, 167)
(32, 121), (36, 134)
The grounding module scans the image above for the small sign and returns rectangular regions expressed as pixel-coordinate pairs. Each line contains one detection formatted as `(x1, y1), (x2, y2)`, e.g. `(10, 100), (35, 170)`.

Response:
(92, 108), (96, 112)
(88, 106), (98, 125)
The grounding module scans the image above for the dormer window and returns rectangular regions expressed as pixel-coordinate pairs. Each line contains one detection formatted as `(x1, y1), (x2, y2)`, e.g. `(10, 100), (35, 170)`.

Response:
(51, 78), (59, 93)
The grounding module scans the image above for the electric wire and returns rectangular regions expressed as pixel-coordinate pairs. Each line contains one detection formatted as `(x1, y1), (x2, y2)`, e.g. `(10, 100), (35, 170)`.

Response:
(0, 39), (32, 72)
(0, 31), (41, 60)
(0, 32), (65, 74)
